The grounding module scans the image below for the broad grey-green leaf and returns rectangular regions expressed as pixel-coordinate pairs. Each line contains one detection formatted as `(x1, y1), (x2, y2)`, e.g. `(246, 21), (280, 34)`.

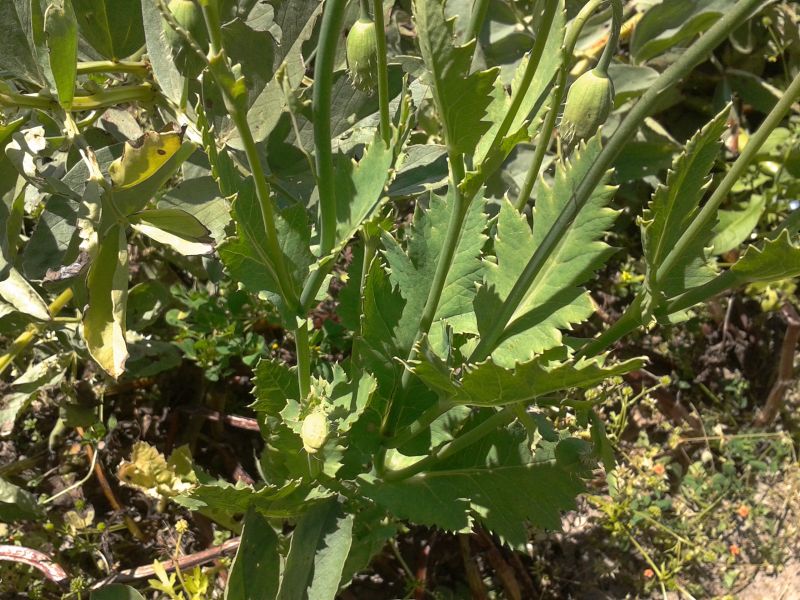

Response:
(90, 585), (146, 600)
(0, 476), (43, 521)
(218, 181), (313, 326)
(159, 176), (231, 244)
(225, 507), (280, 600)
(710, 195), (765, 255)
(44, 0), (78, 109)
(83, 225), (129, 378)
(631, 0), (737, 63)
(0, 0), (45, 86)
(131, 208), (213, 255)
(1, 354), (68, 436)
(72, 0), (145, 60)
(413, 0), (498, 155)
(140, 0), (184, 104)
(277, 498), (354, 600)
(0, 268), (50, 320)
(641, 108), (728, 299)
(475, 135), (617, 367)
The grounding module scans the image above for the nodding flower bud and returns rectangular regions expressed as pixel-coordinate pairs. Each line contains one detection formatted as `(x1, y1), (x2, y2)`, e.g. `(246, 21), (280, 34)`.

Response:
(560, 68), (615, 151)
(346, 18), (379, 93)
(163, 0), (208, 77)
(300, 411), (329, 454)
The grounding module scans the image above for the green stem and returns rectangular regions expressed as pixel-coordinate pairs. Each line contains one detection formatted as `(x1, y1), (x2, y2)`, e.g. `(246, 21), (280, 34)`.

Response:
(295, 319), (312, 399)
(76, 60), (149, 77)
(595, 0), (622, 75)
(0, 84), (154, 111)
(313, 0), (349, 257)
(372, 0), (392, 145)
(468, 0), (764, 364)
(656, 70), (800, 285)
(463, 0), (490, 45)
(576, 292), (644, 358)
(513, 0), (608, 211)
(664, 272), (735, 315)
(481, 1), (559, 165)
(200, 1), (300, 312)
(382, 408), (515, 481)
(384, 399), (453, 449)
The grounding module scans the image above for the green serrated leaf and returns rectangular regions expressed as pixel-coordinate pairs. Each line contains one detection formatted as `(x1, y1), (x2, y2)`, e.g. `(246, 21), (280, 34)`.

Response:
(365, 421), (584, 545)
(475, 135), (618, 366)
(641, 107), (729, 299)
(83, 225), (128, 378)
(218, 181), (313, 326)
(413, 0), (498, 155)
(728, 229), (800, 284)
(411, 340), (645, 407)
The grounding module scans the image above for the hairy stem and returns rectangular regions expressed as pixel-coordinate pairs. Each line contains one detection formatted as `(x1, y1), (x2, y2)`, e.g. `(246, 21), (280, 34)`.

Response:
(295, 320), (312, 399)
(372, 0), (392, 145)
(76, 60), (149, 76)
(382, 408), (515, 481)
(469, 0), (765, 364)
(0, 85), (155, 111)
(313, 0), (349, 256)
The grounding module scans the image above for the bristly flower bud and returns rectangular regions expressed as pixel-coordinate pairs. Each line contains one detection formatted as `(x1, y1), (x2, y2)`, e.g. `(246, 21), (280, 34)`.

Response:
(346, 17), (379, 93)
(300, 411), (329, 454)
(560, 68), (615, 150)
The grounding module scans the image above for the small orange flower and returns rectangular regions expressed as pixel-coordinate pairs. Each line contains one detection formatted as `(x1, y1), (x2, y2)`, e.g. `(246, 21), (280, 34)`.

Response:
(653, 463), (666, 476)
(729, 544), (741, 556)
(643, 568), (655, 579)
(737, 505), (750, 519)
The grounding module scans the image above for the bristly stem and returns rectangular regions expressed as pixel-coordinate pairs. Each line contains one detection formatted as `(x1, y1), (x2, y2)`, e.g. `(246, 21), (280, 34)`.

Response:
(295, 319), (312, 399)
(514, 0), (615, 211)
(481, 1), (559, 164)
(313, 0), (349, 257)
(372, 0), (392, 145)
(657, 69), (800, 284)
(595, 0), (622, 76)
(468, 0), (765, 365)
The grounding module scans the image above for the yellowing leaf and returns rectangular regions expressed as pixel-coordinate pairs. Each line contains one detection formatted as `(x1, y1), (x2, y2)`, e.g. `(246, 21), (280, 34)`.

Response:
(117, 442), (195, 499)
(83, 225), (128, 378)
(108, 130), (185, 190)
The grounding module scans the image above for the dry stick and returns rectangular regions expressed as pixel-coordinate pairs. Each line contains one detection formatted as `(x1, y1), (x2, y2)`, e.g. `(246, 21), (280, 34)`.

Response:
(754, 303), (800, 427)
(76, 426), (146, 542)
(0, 545), (69, 586)
(476, 528), (522, 600)
(458, 534), (489, 600)
(91, 537), (241, 587)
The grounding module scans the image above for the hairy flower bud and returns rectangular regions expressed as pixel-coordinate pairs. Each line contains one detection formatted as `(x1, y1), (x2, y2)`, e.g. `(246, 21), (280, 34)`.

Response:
(301, 411), (329, 454)
(163, 0), (207, 77)
(346, 18), (379, 93)
(560, 68), (615, 150)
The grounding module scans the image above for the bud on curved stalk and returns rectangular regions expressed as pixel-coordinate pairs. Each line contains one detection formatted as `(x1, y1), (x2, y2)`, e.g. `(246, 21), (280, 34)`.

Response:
(559, 68), (615, 150)
(163, 0), (208, 78)
(301, 410), (329, 454)
(558, 0), (622, 152)
(346, 17), (379, 93)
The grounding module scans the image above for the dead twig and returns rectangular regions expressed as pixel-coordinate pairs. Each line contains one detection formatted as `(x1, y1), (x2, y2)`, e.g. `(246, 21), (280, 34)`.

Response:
(0, 545), (68, 586)
(91, 537), (241, 588)
(458, 534), (489, 600)
(476, 528), (521, 600)
(754, 303), (800, 427)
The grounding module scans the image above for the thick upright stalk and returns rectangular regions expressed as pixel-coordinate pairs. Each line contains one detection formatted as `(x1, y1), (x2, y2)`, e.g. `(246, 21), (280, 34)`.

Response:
(313, 0), (349, 256)
(295, 320), (311, 399)
(469, 0), (764, 364)
(514, 0), (608, 211)
(372, 0), (392, 145)
(657, 70), (800, 283)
